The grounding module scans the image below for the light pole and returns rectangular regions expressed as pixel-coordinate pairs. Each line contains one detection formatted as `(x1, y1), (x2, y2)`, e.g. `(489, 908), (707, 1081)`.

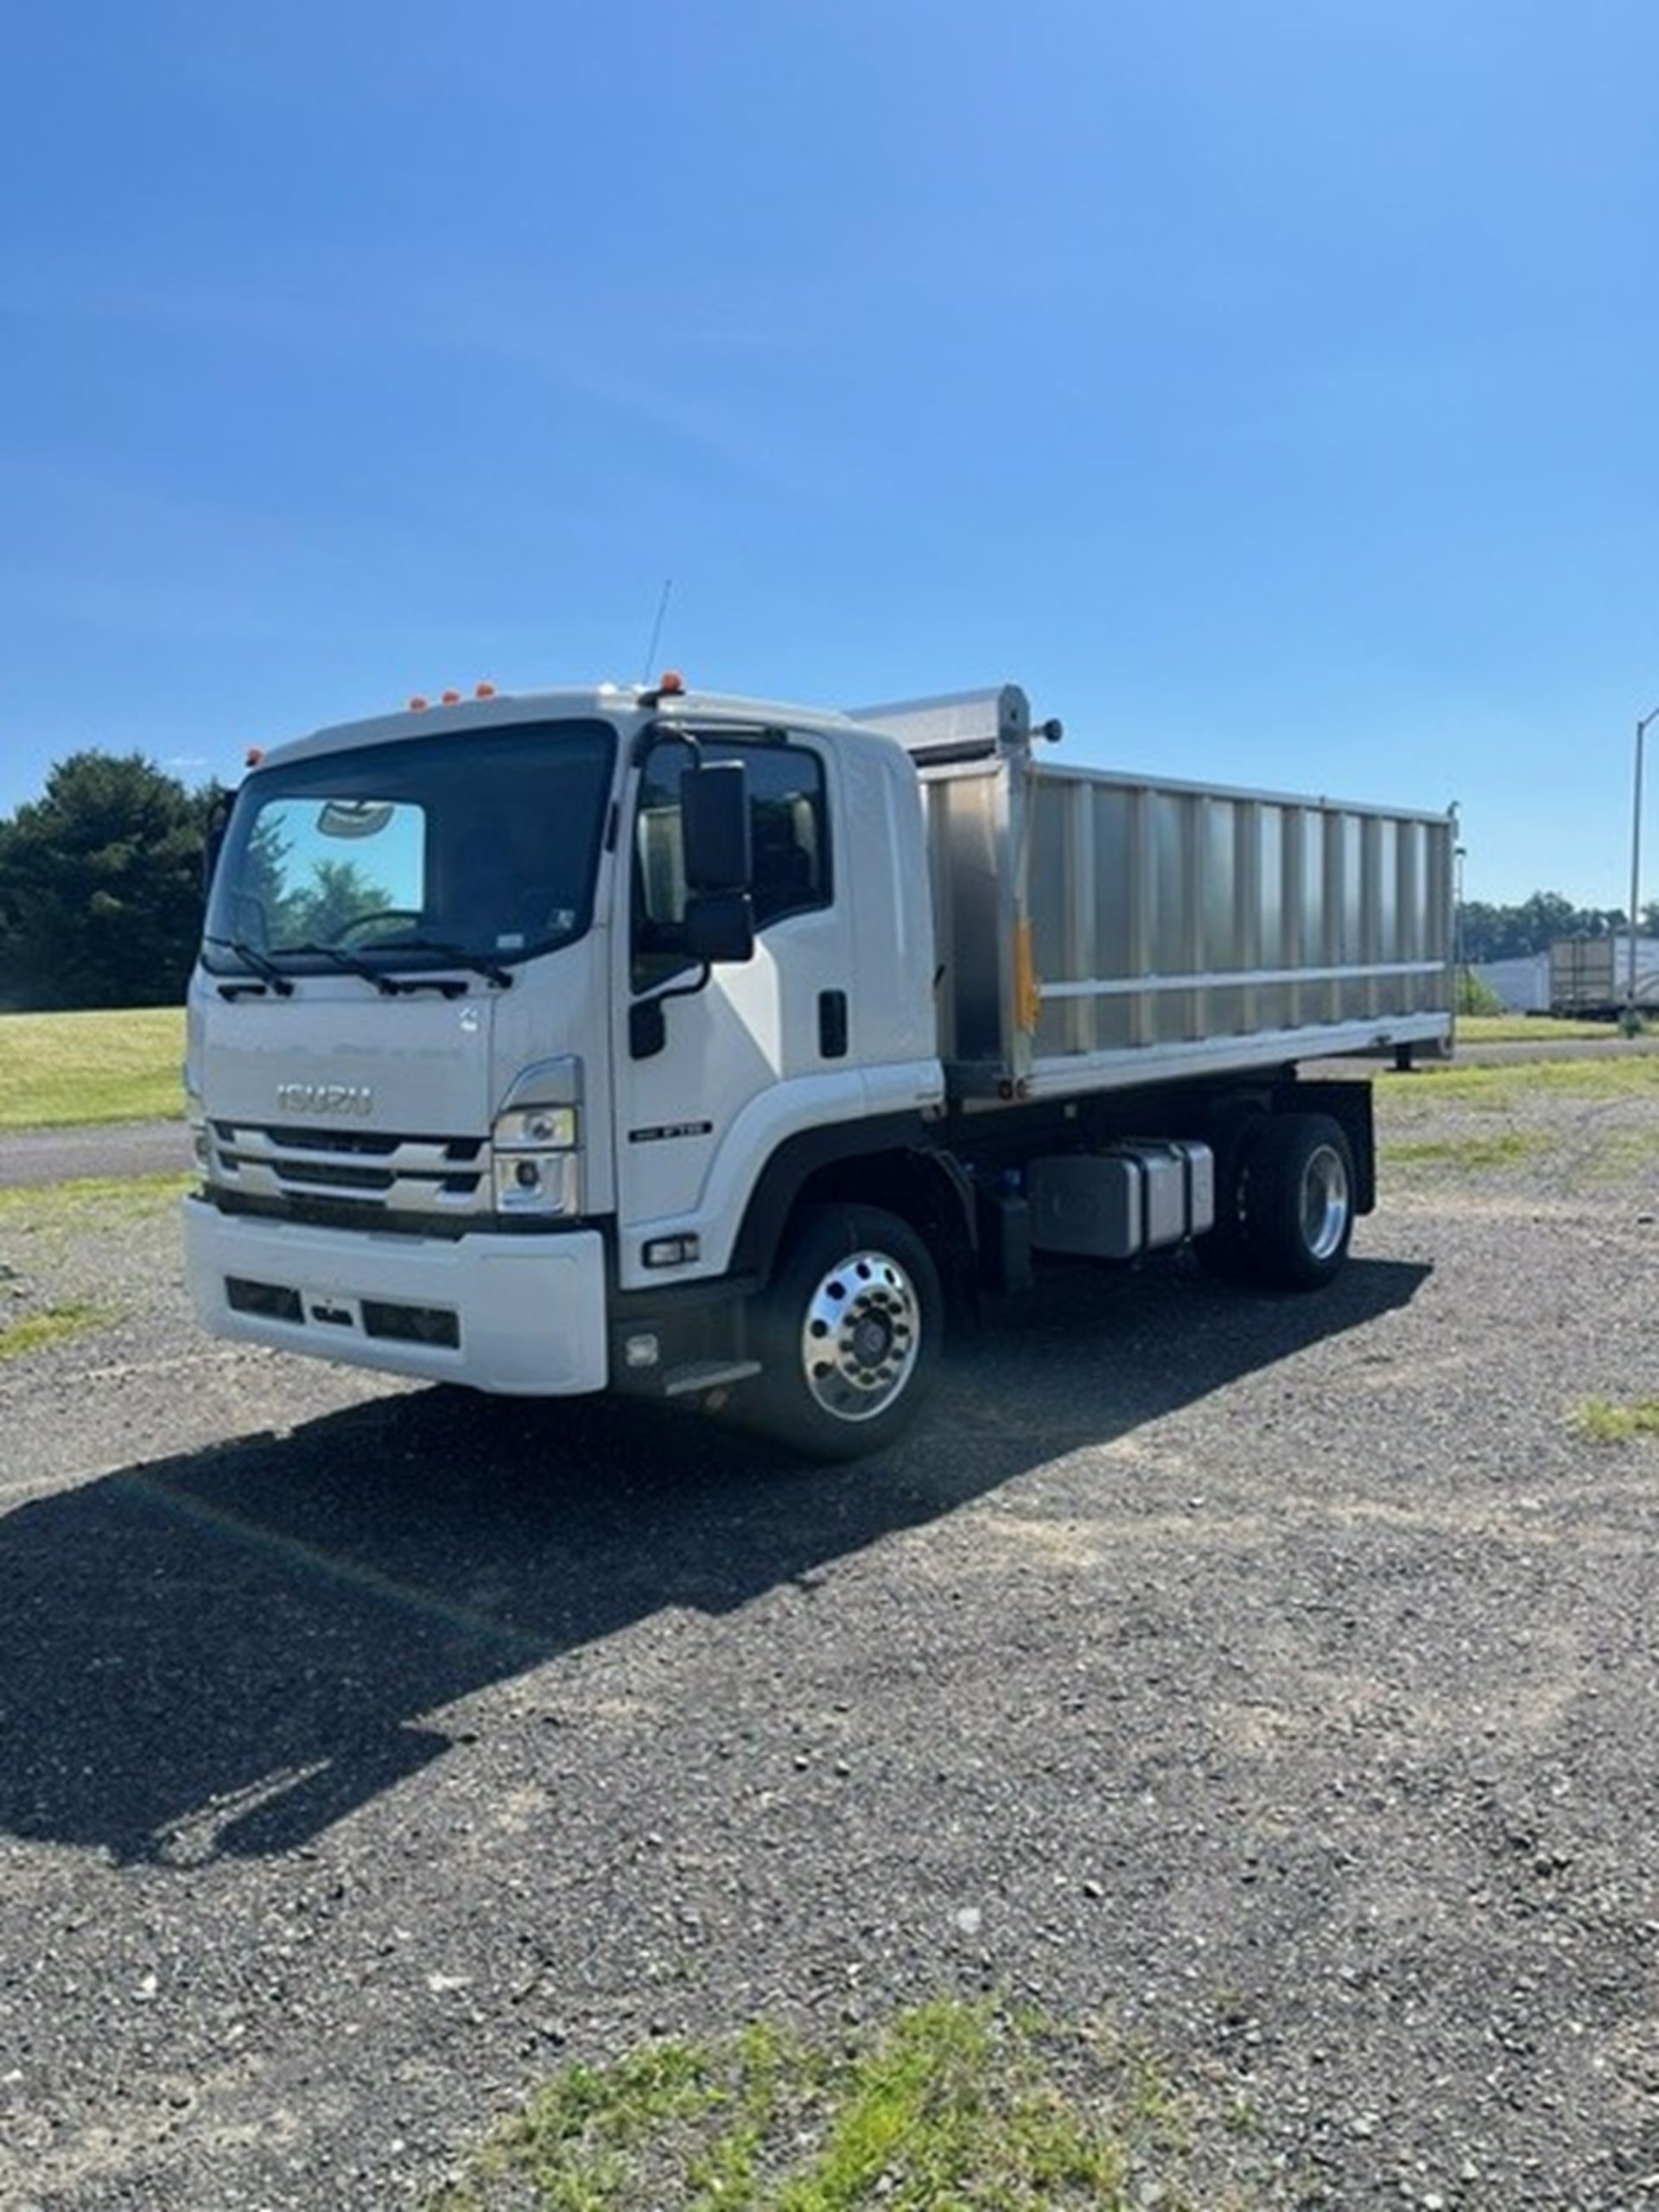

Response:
(1453, 839), (1467, 1019)
(1629, 702), (1659, 1027)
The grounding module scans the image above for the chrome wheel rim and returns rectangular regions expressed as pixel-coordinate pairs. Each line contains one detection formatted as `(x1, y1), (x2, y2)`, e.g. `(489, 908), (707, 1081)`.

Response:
(798, 1248), (922, 1422)
(1300, 1144), (1351, 1262)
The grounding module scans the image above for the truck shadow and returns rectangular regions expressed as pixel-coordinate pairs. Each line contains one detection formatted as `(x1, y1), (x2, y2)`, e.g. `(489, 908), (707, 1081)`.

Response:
(0, 1255), (1427, 1863)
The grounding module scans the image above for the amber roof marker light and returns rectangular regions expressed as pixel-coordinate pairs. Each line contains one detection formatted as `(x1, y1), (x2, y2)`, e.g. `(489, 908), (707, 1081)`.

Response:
(639, 670), (689, 709)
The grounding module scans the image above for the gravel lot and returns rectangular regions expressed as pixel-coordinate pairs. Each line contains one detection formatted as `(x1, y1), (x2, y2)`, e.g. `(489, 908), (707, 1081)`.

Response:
(2, 1068), (1657, 2209)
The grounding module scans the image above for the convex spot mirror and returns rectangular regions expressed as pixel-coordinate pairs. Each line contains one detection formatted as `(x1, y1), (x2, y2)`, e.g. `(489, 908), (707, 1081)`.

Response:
(685, 888), (755, 965)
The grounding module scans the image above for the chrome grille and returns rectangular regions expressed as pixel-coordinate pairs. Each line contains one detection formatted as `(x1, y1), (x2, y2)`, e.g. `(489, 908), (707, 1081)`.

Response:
(208, 1121), (487, 1219)
(261, 1125), (404, 1155)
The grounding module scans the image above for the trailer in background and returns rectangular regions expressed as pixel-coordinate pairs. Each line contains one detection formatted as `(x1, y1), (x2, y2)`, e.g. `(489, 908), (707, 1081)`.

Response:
(1548, 936), (1659, 1019)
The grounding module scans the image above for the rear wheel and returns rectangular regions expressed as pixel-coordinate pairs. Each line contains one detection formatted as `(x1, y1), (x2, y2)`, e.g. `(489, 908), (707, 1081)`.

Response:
(1236, 1112), (1355, 1289)
(749, 1205), (942, 1460)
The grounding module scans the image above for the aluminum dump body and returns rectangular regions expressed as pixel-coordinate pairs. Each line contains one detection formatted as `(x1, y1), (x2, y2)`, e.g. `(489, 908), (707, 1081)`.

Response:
(855, 688), (1456, 1103)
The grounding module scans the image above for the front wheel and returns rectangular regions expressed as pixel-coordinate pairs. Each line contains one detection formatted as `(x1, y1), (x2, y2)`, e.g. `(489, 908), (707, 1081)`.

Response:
(748, 1205), (943, 1460)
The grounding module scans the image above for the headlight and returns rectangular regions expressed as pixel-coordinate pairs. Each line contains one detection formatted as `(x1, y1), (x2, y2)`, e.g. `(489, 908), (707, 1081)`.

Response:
(185, 1091), (211, 1173)
(492, 1103), (581, 1217)
(493, 1105), (577, 1150)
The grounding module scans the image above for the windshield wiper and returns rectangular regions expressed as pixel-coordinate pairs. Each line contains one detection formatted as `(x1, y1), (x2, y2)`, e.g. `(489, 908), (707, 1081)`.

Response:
(285, 942), (410, 995)
(215, 938), (295, 997)
(369, 937), (515, 988)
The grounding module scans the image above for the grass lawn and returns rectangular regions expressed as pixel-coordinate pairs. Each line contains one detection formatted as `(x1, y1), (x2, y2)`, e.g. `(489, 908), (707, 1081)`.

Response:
(1381, 1053), (1659, 1111)
(1376, 1035), (1659, 1191)
(1456, 1010), (1641, 1043)
(0, 1007), (186, 1129)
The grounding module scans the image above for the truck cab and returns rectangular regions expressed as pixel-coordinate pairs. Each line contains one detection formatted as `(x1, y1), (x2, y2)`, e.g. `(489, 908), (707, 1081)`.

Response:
(184, 681), (947, 1446)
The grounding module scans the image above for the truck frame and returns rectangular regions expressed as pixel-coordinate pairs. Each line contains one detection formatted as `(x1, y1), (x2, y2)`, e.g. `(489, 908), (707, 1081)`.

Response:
(183, 680), (1455, 1458)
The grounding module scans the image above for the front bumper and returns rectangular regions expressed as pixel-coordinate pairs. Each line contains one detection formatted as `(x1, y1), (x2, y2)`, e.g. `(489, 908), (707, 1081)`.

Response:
(181, 1196), (607, 1395)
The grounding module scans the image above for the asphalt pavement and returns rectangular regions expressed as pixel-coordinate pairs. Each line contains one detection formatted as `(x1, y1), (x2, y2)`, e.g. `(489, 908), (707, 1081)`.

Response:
(0, 1120), (192, 1189)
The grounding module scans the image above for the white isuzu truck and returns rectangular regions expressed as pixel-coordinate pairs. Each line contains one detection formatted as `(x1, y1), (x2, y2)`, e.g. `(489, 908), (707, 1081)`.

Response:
(183, 678), (1454, 1458)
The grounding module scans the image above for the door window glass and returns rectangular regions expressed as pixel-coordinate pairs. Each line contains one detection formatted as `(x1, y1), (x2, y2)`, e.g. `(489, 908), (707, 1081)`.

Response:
(632, 739), (830, 991)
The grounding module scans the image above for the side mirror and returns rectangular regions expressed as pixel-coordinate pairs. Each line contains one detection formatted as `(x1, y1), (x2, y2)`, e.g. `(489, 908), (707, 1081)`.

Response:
(685, 888), (755, 965)
(681, 759), (751, 892)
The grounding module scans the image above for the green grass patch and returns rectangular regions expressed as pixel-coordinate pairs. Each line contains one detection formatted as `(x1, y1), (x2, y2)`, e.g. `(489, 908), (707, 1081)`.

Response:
(0, 1173), (192, 1231)
(429, 1999), (1247, 2212)
(1378, 1055), (1659, 1117)
(0, 1006), (185, 1129)
(0, 1300), (105, 1361)
(1574, 1127), (1659, 1181)
(1380, 1131), (1554, 1171)
(1573, 1399), (1659, 1444)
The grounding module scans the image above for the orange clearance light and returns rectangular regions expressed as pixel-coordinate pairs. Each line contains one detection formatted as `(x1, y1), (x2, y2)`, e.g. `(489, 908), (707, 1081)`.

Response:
(441, 689), (461, 704)
(409, 695), (429, 712)
(658, 669), (686, 696)
(245, 745), (265, 767)
(475, 681), (497, 699)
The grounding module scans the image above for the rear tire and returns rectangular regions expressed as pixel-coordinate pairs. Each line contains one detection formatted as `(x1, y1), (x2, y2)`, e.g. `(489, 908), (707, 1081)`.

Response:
(749, 1205), (943, 1460)
(1235, 1112), (1355, 1289)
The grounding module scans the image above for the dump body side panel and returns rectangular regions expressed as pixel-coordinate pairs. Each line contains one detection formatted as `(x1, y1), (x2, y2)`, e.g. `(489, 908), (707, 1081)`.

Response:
(919, 752), (1454, 1101)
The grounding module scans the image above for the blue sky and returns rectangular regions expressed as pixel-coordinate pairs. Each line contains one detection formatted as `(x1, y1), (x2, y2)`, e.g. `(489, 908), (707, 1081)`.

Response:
(4, 0), (1658, 907)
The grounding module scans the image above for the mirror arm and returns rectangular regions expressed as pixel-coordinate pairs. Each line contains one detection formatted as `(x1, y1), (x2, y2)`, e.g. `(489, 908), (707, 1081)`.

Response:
(628, 961), (712, 1061)
(648, 961), (711, 1010)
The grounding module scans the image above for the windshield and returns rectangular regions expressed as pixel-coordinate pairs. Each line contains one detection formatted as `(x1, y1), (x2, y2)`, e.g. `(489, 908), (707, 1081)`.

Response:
(203, 720), (616, 977)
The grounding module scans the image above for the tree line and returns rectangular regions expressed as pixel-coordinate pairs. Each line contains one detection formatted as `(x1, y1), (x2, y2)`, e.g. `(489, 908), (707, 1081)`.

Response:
(1, 747), (1656, 1011)
(1459, 890), (1659, 964)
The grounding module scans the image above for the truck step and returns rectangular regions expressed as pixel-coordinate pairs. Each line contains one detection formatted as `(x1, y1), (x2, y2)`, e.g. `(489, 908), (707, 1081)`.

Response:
(661, 1358), (762, 1399)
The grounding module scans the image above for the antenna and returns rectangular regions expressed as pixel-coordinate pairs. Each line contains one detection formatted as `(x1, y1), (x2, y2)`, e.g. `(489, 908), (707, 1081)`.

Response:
(640, 577), (673, 683)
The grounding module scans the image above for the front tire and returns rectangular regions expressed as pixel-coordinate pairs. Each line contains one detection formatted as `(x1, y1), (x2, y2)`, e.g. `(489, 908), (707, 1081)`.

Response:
(749, 1205), (943, 1460)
